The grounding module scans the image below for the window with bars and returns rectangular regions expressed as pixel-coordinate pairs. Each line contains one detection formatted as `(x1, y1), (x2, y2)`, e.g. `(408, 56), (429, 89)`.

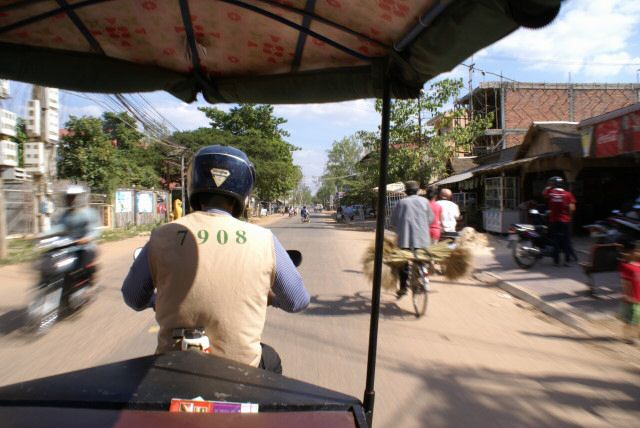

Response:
(484, 176), (517, 210)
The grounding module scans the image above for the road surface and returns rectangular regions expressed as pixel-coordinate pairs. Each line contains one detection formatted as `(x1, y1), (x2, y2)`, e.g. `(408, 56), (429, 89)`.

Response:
(0, 213), (638, 427)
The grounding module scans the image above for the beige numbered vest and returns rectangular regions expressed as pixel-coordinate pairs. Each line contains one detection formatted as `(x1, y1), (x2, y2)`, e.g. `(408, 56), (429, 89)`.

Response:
(147, 211), (275, 367)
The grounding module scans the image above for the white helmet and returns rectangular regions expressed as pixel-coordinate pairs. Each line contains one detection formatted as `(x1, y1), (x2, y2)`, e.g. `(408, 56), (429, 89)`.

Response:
(66, 184), (85, 195)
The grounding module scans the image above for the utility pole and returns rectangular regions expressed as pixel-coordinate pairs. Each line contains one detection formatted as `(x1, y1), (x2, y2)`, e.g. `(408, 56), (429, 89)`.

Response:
(25, 85), (59, 234)
(0, 79), (17, 259)
(468, 62), (475, 120)
(417, 90), (422, 141)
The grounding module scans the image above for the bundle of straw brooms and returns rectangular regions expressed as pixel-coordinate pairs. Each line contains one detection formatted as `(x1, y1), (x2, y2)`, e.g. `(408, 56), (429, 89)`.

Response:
(362, 227), (487, 291)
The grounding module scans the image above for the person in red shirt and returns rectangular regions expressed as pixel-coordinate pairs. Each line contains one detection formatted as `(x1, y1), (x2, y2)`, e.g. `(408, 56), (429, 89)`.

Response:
(426, 187), (442, 242)
(543, 176), (577, 266)
(619, 246), (640, 344)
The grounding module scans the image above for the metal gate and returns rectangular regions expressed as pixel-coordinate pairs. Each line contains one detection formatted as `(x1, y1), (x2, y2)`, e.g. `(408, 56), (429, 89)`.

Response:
(4, 181), (35, 236)
(384, 191), (405, 230)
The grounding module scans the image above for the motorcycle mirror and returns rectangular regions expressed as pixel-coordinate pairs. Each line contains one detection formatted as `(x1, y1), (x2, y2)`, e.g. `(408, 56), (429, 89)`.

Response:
(286, 250), (302, 267)
(133, 247), (143, 260)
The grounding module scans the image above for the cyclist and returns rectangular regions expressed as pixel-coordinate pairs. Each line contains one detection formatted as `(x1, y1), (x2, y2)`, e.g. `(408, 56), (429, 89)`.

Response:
(391, 181), (434, 298)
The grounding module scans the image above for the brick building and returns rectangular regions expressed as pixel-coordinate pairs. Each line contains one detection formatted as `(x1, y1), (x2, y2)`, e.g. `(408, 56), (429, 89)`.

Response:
(458, 82), (640, 155)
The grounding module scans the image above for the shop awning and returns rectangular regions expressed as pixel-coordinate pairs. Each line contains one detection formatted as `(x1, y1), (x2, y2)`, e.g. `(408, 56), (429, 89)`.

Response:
(431, 171), (473, 186)
(432, 152), (562, 186)
(477, 152), (559, 174)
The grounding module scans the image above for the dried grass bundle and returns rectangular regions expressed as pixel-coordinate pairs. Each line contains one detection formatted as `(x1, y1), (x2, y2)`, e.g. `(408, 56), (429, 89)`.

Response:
(362, 231), (401, 290)
(442, 246), (473, 280)
(361, 228), (480, 288)
(457, 227), (488, 249)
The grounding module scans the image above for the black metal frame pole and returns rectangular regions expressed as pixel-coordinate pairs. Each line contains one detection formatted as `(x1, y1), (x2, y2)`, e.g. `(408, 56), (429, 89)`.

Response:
(363, 75), (391, 427)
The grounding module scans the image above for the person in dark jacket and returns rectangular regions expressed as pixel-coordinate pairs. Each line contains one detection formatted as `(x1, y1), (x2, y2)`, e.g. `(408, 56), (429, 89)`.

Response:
(391, 181), (434, 297)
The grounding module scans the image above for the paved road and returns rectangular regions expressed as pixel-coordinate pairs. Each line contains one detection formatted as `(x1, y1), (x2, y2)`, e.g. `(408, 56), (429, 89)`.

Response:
(0, 213), (638, 427)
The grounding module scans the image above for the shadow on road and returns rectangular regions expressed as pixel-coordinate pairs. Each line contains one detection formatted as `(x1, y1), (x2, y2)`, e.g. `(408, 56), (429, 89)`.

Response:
(302, 292), (412, 319)
(385, 361), (640, 427)
(519, 331), (622, 343)
(0, 308), (27, 336)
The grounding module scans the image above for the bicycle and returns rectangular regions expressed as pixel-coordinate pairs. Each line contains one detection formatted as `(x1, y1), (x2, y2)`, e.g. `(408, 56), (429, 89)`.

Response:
(407, 258), (429, 318)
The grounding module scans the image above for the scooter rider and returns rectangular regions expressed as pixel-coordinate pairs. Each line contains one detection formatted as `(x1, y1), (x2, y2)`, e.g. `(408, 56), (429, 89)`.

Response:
(121, 145), (309, 373)
(301, 206), (309, 220)
(51, 185), (100, 270)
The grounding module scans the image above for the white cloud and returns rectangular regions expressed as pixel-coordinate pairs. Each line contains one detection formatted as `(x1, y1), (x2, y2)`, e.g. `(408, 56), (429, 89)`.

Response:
(65, 104), (104, 118)
(293, 148), (327, 191)
(483, 0), (640, 78)
(584, 52), (640, 79)
(275, 99), (378, 128)
(152, 101), (209, 131)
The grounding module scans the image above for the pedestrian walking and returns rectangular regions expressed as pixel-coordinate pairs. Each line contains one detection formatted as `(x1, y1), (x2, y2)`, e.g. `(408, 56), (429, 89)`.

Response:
(436, 188), (460, 234)
(620, 245), (640, 344)
(543, 177), (578, 266)
(426, 187), (442, 242)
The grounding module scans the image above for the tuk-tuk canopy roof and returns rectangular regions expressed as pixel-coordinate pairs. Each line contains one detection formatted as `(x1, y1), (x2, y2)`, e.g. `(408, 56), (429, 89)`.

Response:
(0, 0), (560, 104)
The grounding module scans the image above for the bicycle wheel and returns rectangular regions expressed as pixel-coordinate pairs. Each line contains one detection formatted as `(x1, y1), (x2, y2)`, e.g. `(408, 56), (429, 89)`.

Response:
(410, 262), (428, 318)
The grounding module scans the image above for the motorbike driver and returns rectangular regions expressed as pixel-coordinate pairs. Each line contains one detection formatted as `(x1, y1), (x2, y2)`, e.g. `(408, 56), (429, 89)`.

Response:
(391, 181), (434, 297)
(121, 145), (309, 374)
(51, 185), (101, 270)
(301, 206), (309, 219)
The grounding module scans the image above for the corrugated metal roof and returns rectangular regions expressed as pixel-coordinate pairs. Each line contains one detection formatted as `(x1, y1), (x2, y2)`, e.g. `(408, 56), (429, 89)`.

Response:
(432, 152), (562, 186)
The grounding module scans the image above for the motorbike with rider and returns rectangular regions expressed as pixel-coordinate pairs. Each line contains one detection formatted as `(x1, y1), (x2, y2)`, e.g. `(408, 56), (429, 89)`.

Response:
(27, 185), (101, 333)
(122, 145), (310, 373)
(301, 206), (310, 223)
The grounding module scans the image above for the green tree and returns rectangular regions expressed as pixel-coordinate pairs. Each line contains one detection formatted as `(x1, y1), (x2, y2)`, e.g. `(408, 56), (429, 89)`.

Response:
(322, 134), (365, 194)
(102, 111), (143, 150)
(372, 78), (491, 185)
(59, 114), (167, 193)
(58, 116), (119, 193)
(198, 104), (290, 141)
(318, 78), (491, 199)
(101, 111), (163, 188)
(314, 181), (334, 207)
(172, 127), (299, 202)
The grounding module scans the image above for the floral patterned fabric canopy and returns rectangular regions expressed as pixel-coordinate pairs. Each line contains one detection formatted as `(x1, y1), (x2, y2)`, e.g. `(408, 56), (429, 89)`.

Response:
(0, 0), (561, 103)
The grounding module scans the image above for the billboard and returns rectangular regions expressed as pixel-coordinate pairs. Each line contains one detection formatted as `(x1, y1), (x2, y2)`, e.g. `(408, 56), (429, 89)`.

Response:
(115, 190), (132, 213)
(136, 192), (153, 213)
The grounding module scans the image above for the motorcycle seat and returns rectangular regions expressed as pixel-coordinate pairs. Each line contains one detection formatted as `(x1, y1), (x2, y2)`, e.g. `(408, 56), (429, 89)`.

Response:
(511, 224), (535, 231)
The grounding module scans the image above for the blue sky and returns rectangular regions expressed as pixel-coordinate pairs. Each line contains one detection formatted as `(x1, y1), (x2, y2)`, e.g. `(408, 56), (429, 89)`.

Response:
(3, 0), (639, 191)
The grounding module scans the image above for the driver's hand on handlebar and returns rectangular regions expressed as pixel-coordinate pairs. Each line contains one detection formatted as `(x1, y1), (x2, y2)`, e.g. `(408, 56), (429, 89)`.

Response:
(76, 237), (91, 245)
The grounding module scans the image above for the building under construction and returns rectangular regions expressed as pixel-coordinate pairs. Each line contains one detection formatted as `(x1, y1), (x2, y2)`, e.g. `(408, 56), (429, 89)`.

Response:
(458, 82), (640, 155)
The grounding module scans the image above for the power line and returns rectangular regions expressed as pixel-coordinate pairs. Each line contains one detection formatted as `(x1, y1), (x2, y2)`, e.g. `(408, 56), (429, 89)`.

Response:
(460, 63), (519, 83)
(61, 90), (186, 156)
(136, 93), (181, 132)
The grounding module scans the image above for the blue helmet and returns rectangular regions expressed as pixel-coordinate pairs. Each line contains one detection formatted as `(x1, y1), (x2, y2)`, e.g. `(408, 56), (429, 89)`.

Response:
(187, 145), (256, 216)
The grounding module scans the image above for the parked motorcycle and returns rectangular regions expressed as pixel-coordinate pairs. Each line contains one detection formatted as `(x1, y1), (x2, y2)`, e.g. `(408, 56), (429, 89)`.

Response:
(508, 210), (556, 269)
(26, 236), (97, 334)
(584, 211), (640, 249)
